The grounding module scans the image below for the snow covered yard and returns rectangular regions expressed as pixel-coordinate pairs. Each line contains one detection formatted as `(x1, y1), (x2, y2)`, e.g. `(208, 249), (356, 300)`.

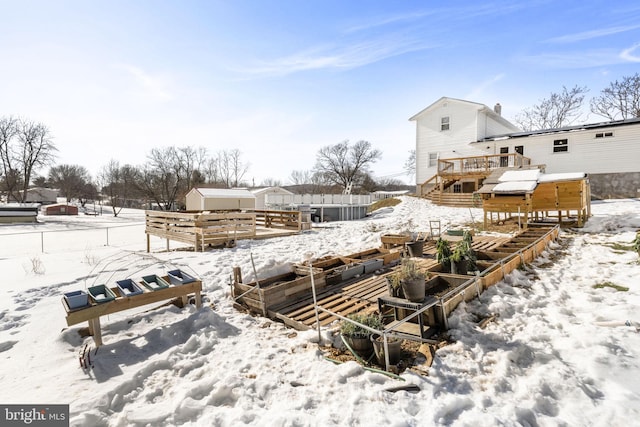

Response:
(0, 197), (639, 426)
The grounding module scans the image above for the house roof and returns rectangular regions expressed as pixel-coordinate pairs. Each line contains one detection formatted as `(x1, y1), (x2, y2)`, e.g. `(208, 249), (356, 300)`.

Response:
(409, 96), (520, 132)
(478, 117), (640, 142)
(192, 188), (256, 199)
(249, 186), (294, 196)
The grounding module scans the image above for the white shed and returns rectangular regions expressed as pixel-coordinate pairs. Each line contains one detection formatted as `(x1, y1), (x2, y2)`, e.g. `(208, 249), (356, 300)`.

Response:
(250, 186), (294, 209)
(185, 188), (256, 211)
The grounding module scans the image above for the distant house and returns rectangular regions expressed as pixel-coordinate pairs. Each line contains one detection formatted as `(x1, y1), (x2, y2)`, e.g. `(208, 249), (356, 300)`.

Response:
(250, 186), (294, 209)
(410, 96), (640, 198)
(42, 203), (79, 216)
(8, 187), (58, 204)
(185, 188), (256, 211)
(0, 203), (39, 223)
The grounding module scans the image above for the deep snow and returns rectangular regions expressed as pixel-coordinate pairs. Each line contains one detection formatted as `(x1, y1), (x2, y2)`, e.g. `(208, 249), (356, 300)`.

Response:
(0, 196), (639, 426)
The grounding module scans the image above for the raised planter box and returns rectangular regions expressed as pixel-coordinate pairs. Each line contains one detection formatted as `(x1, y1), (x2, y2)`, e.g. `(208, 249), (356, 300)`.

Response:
(64, 290), (89, 309)
(339, 263), (364, 281)
(141, 274), (170, 291)
(362, 258), (384, 274)
(294, 256), (364, 286)
(233, 270), (326, 314)
(167, 269), (196, 285)
(116, 279), (144, 297)
(424, 274), (471, 298)
(88, 285), (116, 304)
(345, 247), (401, 266)
(380, 234), (412, 249)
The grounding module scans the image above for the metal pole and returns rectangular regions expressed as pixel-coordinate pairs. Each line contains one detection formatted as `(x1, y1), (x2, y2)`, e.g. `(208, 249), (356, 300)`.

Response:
(308, 256), (322, 344)
(41, 232), (44, 253)
(106, 227), (109, 246)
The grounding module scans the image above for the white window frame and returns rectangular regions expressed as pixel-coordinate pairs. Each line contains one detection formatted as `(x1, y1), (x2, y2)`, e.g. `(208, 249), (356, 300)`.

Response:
(595, 131), (614, 138)
(440, 116), (450, 131)
(428, 152), (438, 167)
(553, 139), (568, 153)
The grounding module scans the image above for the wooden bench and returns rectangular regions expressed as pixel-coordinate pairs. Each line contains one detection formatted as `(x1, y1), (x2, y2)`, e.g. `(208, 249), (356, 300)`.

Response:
(63, 279), (203, 347)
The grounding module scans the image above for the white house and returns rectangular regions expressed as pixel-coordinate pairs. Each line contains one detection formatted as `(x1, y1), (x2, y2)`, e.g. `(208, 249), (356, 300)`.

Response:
(409, 97), (520, 186)
(410, 96), (640, 198)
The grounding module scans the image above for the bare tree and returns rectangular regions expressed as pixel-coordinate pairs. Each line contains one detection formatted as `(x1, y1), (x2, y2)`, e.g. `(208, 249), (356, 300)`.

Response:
(203, 156), (220, 184)
(217, 149), (249, 188)
(260, 178), (282, 187)
(99, 160), (141, 216)
(404, 149), (416, 178)
(288, 170), (312, 186)
(313, 140), (382, 191)
(139, 147), (183, 210)
(48, 164), (92, 202)
(590, 73), (640, 120)
(177, 146), (207, 191)
(0, 117), (20, 201)
(514, 85), (588, 131)
(16, 119), (57, 202)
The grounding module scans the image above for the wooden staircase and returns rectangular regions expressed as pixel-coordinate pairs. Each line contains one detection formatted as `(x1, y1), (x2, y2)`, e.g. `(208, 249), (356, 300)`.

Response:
(419, 153), (534, 208)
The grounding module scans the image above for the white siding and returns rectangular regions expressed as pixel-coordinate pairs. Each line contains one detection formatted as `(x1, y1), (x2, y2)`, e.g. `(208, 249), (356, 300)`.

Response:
(413, 98), (521, 184)
(485, 124), (640, 174)
(415, 100), (483, 183)
(480, 113), (520, 139)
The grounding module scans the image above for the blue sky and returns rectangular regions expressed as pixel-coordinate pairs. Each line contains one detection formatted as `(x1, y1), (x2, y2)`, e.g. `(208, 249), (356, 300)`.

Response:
(2, 1), (640, 185)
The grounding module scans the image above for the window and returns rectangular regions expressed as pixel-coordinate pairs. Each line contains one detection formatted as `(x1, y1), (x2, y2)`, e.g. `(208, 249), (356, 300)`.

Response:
(595, 132), (614, 138)
(515, 145), (524, 155)
(453, 183), (462, 193)
(500, 147), (509, 167)
(441, 116), (450, 131)
(428, 152), (438, 167)
(553, 139), (568, 153)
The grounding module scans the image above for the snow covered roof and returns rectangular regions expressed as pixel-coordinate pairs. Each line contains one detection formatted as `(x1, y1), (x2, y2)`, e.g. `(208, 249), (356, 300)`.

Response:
(498, 170), (541, 182)
(193, 188), (256, 199)
(477, 117), (640, 142)
(478, 170), (587, 194)
(492, 181), (538, 193)
(538, 172), (587, 182)
(249, 187), (294, 196)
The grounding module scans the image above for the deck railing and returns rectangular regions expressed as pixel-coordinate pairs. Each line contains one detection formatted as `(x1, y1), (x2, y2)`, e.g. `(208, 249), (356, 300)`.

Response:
(438, 153), (531, 175)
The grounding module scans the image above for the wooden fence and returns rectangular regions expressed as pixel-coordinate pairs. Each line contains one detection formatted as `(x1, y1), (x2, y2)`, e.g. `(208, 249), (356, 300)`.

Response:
(145, 211), (256, 251)
(145, 209), (306, 251)
(253, 209), (303, 231)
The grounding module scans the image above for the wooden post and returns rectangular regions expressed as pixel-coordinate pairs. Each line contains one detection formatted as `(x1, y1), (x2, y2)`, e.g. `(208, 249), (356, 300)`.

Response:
(88, 317), (103, 347)
(146, 233), (150, 253)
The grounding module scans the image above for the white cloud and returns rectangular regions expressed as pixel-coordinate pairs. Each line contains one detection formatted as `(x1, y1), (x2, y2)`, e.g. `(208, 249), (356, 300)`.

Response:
(115, 64), (173, 101)
(466, 73), (506, 100)
(237, 37), (434, 77)
(516, 49), (625, 69)
(620, 42), (640, 62)
(545, 25), (640, 44)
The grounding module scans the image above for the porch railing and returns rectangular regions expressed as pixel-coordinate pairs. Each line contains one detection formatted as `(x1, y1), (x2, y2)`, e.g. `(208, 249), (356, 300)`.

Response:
(438, 153), (531, 175)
